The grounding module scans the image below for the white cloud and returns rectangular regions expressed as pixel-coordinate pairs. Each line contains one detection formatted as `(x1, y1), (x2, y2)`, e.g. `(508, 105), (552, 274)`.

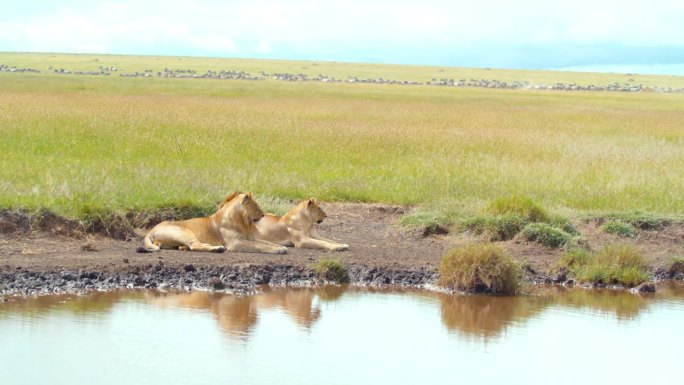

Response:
(0, 0), (682, 69)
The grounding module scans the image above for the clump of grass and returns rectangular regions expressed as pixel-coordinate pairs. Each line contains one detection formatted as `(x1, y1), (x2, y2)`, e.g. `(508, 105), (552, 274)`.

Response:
(439, 242), (521, 295)
(600, 211), (672, 231)
(400, 210), (452, 232)
(549, 215), (581, 236)
(461, 214), (527, 241)
(601, 221), (635, 238)
(666, 256), (684, 278)
(559, 245), (651, 287)
(488, 195), (550, 223)
(312, 258), (349, 283)
(520, 223), (572, 248)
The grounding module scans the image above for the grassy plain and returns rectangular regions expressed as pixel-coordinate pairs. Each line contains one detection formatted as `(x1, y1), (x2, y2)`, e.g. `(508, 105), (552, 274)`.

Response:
(1, 52), (683, 223)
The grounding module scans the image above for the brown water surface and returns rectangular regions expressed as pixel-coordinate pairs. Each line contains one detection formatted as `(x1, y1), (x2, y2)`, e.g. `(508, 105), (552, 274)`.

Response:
(1, 284), (683, 384)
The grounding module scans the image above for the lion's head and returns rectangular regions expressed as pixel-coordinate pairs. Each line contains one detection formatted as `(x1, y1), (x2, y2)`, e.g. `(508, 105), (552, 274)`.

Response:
(239, 193), (265, 224)
(304, 198), (327, 224)
(218, 191), (264, 226)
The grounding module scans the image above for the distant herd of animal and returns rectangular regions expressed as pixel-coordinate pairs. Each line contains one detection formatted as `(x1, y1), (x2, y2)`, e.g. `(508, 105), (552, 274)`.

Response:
(3, 63), (683, 93)
(136, 192), (349, 255)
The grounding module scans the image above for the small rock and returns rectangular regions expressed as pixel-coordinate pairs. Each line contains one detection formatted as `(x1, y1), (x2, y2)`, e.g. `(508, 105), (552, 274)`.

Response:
(80, 242), (98, 252)
(183, 264), (196, 272)
(207, 277), (225, 290)
(122, 258), (129, 264)
(634, 282), (656, 293)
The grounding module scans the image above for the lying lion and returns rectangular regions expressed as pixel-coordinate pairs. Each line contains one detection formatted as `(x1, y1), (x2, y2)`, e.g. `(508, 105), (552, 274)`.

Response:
(136, 192), (287, 254)
(255, 198), (349, 252)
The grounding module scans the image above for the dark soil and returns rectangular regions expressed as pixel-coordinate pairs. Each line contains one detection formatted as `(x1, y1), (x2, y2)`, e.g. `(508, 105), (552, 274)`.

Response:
(1, 204), (683, 296)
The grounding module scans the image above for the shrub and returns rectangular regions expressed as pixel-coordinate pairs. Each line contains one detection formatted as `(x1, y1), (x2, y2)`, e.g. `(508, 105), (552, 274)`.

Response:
(488, 195), (550, 223)
(520, 223), (572, 248)
(312, 258), (349, 283)
(601, 221), (635, 238)
(439, 243), (521, 295)
(566, 245), (650, 287)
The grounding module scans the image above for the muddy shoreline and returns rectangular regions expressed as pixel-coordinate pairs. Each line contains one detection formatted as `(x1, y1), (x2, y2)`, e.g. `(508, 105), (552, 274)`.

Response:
(1, 264), (439, 297)
(2, 203), (683, 296)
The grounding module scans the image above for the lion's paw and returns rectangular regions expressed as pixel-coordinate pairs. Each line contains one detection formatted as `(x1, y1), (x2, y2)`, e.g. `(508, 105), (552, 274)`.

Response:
(332, 244), (350, 252)
(274, 246), (288, 255)
(213, 246), (226, 253)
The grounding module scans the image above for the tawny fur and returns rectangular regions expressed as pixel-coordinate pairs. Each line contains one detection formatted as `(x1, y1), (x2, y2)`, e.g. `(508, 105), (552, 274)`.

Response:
(255, 199), (349, 252)
(137, 192), (287, 254)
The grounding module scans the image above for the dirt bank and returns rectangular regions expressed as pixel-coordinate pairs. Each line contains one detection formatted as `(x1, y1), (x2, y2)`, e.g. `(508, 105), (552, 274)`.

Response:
(1, 203), (683, 296)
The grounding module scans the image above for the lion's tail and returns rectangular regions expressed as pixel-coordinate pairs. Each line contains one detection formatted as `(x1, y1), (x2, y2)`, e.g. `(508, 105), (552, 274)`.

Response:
(136, 231), (160, 253)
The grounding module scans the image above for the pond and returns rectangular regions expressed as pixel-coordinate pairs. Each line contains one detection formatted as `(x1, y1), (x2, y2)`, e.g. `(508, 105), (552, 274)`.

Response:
(1, 284), (683, 385)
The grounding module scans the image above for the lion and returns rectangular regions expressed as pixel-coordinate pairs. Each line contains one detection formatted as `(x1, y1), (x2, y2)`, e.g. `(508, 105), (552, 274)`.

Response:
(255, 198), (349, 252)
(136, 192), (287, 254)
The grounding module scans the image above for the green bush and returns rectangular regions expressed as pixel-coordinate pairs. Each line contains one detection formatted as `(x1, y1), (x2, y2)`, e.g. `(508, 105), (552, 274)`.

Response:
(520, 223), (572, 248)
(439, 242), (521, 295)
(601, 221), (635, 238)
(312, 258), (349, 283)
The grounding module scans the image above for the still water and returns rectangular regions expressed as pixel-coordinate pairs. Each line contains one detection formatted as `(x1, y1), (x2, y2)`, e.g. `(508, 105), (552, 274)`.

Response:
(2, 284), (683, 385)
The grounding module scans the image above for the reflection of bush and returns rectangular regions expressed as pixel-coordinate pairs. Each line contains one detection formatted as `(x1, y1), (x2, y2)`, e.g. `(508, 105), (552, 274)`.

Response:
(316, 285), (348, 302)
(439, 294), (550, 340)
(556, 289), (647, 320)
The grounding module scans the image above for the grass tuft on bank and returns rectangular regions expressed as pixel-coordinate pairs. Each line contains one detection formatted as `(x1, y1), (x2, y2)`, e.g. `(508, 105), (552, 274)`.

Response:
(439, 242), (520, 295)
(557, 245), (650, 287)
(312, 258), (349, 284)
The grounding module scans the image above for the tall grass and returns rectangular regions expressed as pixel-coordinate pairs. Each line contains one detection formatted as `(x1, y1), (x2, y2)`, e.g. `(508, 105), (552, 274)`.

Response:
(1, 54), (684, 222)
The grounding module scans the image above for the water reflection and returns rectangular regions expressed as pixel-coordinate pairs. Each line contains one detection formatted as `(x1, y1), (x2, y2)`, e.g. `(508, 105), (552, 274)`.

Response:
(2, 283), (684, 341)
(148, 286), (346, 338)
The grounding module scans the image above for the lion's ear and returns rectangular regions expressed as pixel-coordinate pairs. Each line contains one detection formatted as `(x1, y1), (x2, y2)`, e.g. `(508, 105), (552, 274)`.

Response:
(242, 194), (251, 203)
(307, 199), (314, 207)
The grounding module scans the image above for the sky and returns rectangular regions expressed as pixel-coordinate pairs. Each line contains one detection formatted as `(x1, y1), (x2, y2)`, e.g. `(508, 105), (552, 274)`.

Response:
(1, 0), (684, 75)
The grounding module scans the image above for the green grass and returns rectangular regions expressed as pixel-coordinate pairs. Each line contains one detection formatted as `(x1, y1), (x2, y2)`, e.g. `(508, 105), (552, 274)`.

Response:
(312, 258), (349, 284)
(1, 53), (684, 224)
(488, 195), (550, 223)
(557, 245), (651, 287)
(520, 223), (573, 248)
(601, 221), (636, 237)
(439, 243), (521, 294)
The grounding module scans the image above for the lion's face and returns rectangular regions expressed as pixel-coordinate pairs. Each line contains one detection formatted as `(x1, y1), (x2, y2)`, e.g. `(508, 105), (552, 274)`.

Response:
(306, 199), (327, 224)
(241, 194), (265, 224)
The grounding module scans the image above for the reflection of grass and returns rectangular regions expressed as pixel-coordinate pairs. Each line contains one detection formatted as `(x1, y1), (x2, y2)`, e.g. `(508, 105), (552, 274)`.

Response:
(557, 289), (647, 320)
(439, 243), (521, 294)
(439, 294), (550, 340)
(1, 53), (684, 227)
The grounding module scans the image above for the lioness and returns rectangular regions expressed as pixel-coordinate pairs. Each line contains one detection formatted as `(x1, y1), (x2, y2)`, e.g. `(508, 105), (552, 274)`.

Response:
(136, 192), (287, 254)
(255, 198), (349, 252)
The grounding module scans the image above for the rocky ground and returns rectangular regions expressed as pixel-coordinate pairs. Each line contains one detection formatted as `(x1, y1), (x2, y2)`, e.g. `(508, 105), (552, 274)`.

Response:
(1, 203), (683, 296)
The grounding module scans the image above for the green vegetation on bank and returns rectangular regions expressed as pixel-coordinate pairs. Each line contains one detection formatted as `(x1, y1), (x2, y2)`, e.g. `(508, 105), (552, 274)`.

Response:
(1, 53), (683, 226)
(556, 245), (650, 287)
(439, 243), (521, 294)
(312, 258), (349, 283)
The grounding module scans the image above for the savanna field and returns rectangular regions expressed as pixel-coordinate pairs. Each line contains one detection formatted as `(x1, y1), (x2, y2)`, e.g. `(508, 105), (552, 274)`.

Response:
(1, 52), (683, 226)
